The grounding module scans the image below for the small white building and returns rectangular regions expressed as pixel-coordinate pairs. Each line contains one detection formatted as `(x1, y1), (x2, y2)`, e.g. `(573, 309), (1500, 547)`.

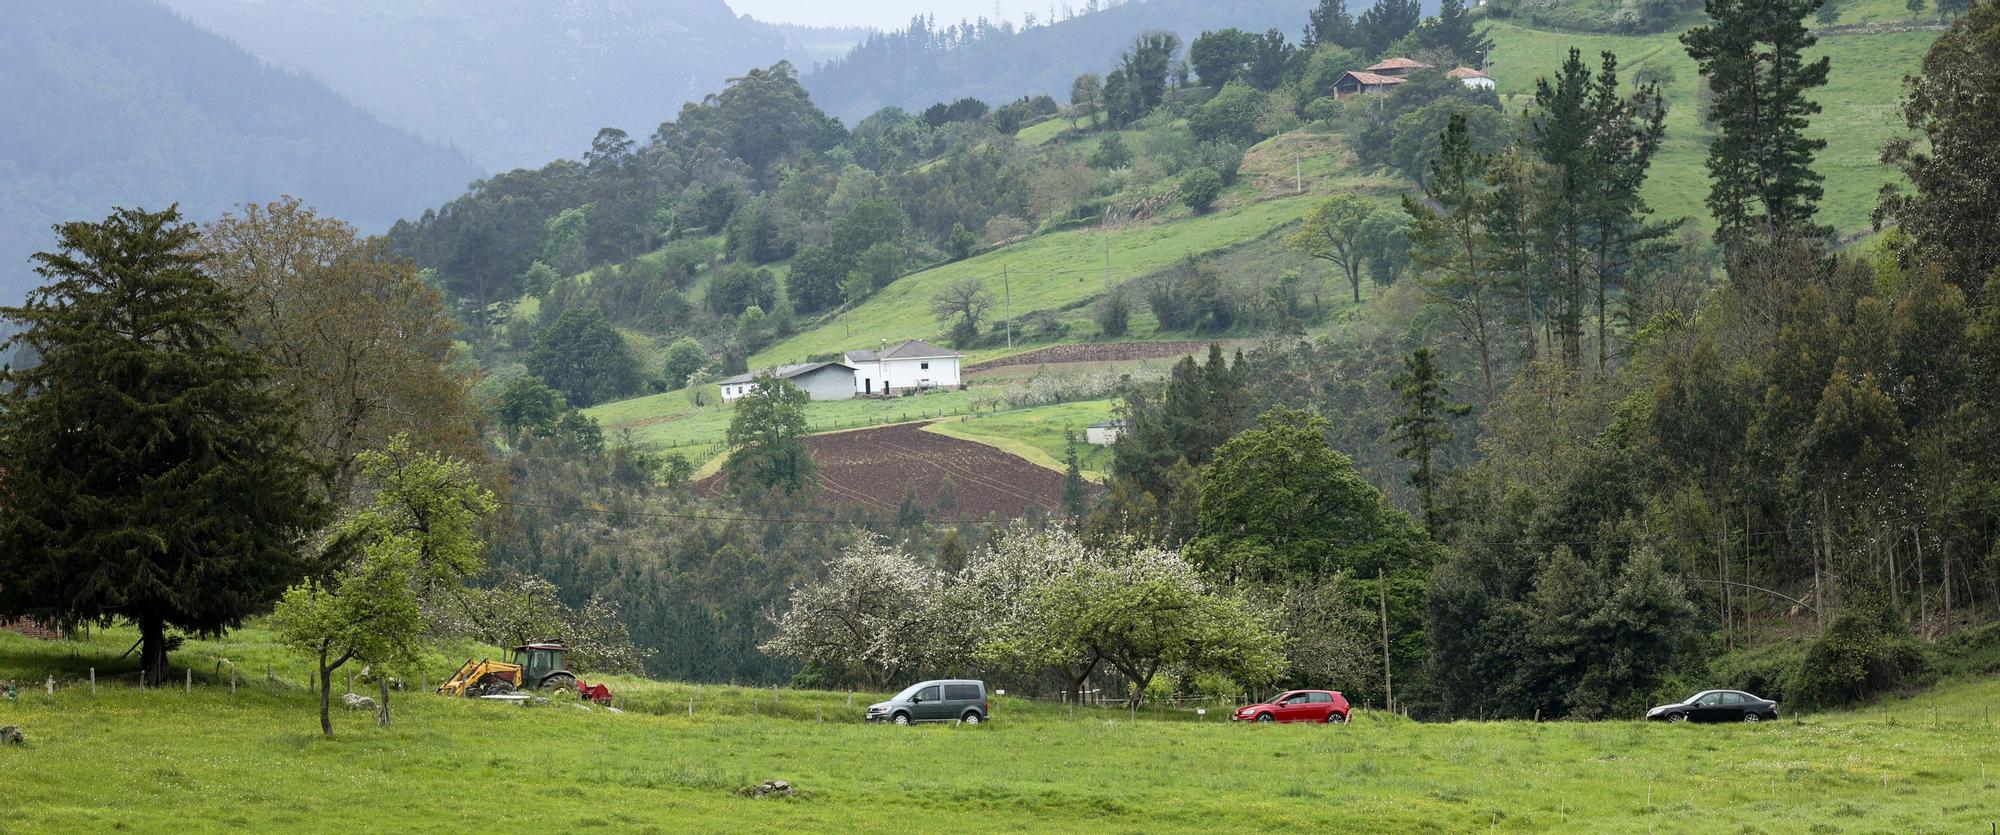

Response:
(718, 361), (858, 403)
(1085, 419), (1126, 446)
(843, 339), (964, 396)
(1447, 66), (1496, 92)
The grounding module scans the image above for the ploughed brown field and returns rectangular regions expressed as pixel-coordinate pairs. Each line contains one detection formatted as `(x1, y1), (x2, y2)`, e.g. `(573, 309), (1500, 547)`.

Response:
(809, 423), (1066, 518)
(698, 422), (1067, 518)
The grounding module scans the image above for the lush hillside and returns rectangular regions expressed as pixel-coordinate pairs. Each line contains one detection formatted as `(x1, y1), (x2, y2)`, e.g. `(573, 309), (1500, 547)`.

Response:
(805, 0), (1328, 123)
(4, 626), (1999, 831)
(158, 0), (868, 170)
(0, 0), (483, 302)
(1484, 20), (1938, 236)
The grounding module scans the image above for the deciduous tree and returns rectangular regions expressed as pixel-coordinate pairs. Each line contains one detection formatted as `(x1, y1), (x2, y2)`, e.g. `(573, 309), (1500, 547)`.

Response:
(1289, 194), (1376, 304)
(723, 374), (816, 494)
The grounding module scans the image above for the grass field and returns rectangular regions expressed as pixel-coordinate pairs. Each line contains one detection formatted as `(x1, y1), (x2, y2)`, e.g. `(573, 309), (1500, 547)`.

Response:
(925, 399), (1119, 481)
(584, 387), (988, 453)
(1485, 23), (1936, 236)
(748, 194), (1328, 370)
(4, 626), (1998, 832)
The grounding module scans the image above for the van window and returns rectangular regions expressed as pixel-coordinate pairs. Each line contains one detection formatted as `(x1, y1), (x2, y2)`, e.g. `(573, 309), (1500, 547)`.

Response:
(914, 685), (942, 702)
(943, 684), (980, 701)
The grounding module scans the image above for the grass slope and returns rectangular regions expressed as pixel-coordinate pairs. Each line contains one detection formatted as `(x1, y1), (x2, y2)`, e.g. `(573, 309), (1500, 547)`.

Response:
(924, 399), (1119, 481)
(1484, 22), (1935, 236)
(585, 387), (985, 454)
(4, 627), (1998, 832)
(749, 194), (1324, 369)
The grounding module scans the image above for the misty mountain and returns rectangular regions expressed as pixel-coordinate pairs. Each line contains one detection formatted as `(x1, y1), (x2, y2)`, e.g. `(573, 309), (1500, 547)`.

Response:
(157, 0), (871, 171)
(804, 0), (1337, 124)
(0, 0), (483, 304)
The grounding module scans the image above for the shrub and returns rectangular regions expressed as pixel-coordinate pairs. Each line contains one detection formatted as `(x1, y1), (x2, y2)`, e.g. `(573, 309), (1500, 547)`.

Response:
(1708, 641), (1810, 702)
(1784, 605), (1930, 709)
(1180, 167), (1224, 214)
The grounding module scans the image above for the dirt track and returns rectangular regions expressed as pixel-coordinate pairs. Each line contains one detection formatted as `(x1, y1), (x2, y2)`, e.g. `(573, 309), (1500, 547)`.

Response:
(963, 341), (1219, 373)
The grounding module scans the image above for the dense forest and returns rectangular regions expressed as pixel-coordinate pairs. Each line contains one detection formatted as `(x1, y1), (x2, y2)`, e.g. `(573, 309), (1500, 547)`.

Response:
(4, 0), (1997, 720)
(0, 0), (483, 303)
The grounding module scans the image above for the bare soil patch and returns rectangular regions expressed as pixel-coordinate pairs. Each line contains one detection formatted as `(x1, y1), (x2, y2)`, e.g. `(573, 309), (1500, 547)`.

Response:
(695, 422), (1069, 519)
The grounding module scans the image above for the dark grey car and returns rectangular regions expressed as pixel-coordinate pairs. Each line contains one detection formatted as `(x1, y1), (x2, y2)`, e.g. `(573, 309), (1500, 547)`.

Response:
(865, 679), (990, 725)
(1646, 690), (1779, 723)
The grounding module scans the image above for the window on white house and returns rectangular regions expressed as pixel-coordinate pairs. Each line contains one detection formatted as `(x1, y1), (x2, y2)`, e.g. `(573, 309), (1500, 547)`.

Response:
(920, 362), (930, 370)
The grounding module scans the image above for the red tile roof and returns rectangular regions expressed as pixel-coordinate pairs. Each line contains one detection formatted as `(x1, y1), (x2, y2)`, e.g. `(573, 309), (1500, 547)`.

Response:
(1341, 71), (1410, 86)
(1365, 57), (1434, 72)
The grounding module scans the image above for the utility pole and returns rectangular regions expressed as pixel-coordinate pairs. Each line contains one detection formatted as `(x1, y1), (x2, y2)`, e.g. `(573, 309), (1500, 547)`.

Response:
(1378, 568), (1393, 714)
(1003, 265), (1012, 350)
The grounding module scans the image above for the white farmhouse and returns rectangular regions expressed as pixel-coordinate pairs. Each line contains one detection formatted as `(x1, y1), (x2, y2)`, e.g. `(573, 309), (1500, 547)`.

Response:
(718, 361), (858, 403)
(843, 339), (964, 396)
(1447, 66), (1496, 92)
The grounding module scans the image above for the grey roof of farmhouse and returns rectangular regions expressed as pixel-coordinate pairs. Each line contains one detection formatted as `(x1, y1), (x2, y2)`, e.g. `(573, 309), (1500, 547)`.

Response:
(718, 361), (855, 386)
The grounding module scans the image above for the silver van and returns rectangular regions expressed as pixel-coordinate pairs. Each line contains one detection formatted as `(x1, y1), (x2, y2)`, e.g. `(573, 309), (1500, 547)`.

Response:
(864, 679), (990, 725)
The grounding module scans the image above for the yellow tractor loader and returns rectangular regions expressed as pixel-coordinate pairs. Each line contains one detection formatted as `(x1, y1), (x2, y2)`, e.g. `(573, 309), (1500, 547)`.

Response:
(438, 643), (581, 698)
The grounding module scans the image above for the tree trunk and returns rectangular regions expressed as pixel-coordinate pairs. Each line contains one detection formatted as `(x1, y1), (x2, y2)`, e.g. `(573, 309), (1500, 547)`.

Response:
(139, 615), (168, 688)
(377, 675), (392, 727)
(1349, 264), (1362, 304)
(318, 653), (334, 738)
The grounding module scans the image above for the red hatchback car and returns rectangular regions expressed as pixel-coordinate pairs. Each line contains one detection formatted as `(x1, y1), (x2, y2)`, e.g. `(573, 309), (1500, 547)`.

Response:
(1232, 690), (1350, 723)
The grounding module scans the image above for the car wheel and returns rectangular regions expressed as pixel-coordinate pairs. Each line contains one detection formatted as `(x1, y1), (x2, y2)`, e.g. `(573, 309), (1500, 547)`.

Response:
(893, 712), (911, 726)
(1665, 712), (1687, 723)
(1325, 712), (1347, 724)
(962, 711), (982, 725)
(1742, 713), (1761, 723)
(1255, 713), (1275, 723)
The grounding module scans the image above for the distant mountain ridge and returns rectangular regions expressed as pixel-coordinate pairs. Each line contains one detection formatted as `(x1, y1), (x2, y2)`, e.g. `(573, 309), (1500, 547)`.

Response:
(157, 0), (871, 171)
(0, 0), (483, 303)
(803, 0), (1354, 124)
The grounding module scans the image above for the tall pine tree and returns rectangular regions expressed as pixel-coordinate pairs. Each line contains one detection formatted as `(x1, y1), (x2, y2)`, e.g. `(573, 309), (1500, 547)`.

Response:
(0, 207), (329, 686)
(1682, 0), (1833, 246)
(1389, 347), (1470, 528)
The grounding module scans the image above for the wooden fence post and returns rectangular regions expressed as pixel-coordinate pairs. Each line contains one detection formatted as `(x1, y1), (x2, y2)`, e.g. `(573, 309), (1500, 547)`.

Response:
(688, 696), (694, 717)
(230, 667), (236, 696)
(184, 669), (191, 693)
(89, 668), (96, 695)
(46, 676), (54, 695)
(817, 705), (823, 723)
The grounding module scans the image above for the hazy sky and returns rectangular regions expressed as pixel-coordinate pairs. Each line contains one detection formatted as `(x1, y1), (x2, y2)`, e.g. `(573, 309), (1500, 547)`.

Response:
(732, 0), (1039, 29)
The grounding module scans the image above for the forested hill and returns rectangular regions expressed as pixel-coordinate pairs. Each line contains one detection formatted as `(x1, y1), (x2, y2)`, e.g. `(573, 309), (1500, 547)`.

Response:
(806, 0), (1398, 123)
(0, 0), (482, 303)
(157, 0), (870, 171)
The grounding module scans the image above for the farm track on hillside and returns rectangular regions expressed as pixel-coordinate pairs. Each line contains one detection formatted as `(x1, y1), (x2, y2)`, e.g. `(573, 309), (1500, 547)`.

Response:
(964, 341), (1221, 373)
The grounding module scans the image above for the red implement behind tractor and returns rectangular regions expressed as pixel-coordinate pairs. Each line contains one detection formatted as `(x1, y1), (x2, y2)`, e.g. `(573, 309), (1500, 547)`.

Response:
(577, 681), (613, 705)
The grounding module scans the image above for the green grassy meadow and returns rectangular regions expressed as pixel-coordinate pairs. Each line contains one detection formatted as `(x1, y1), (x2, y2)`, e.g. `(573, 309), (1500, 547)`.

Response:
(924, 399), (1119, 481)
(1485, 23), (1935, 236)
(748, 194), (1326, 369)
(584, 386), (987, 454)
(5, 627), (1999, 832)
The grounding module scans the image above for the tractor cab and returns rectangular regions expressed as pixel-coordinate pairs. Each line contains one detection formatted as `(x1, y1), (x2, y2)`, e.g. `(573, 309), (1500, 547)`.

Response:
(512, 643), (568, 685)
